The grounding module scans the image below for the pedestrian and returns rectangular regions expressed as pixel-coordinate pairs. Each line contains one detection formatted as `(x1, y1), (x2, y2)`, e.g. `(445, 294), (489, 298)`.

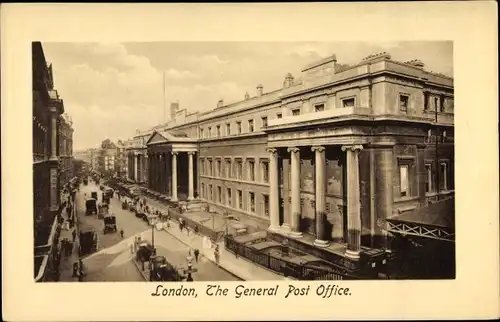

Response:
(179, 221), (183, 233)
(120, 229), (124, 239)
(194, 249), (200, 263)
(72, 229), (76, 242)
(186, 272), (194, 282)
(186, 251), (194, 272)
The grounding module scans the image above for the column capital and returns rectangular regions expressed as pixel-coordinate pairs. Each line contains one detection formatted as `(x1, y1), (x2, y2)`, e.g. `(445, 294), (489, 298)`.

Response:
(311, 146), (325, 153)
(171, 151), (179, 156)
(341, 144), (363, 152)
(266, 147), (278, 154)
(187, 151), (196, 156)
(287, 147), (300, 154)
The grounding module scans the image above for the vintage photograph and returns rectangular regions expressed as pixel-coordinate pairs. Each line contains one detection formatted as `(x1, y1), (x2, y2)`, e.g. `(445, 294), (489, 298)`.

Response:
(33, 41), (455, 283)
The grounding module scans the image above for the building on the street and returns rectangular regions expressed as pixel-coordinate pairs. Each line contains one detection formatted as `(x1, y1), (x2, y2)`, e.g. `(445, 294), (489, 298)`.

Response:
(58, 113), (74, 190)
(115, 140), (128, 178)
(127, 52), (455, 278)
(125, 130), (149, 183)
(98, 139), (117, 177)
(33, 41), (71, 282)
(89, 148), (99, 172)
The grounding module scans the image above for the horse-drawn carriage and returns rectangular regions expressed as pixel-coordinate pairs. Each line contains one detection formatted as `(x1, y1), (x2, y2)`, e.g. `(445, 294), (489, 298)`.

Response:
(103, 215), (117, 234)
(149, 255), (183, 282)
(98, 203), (109, 219)
(79, 226), (98, 256)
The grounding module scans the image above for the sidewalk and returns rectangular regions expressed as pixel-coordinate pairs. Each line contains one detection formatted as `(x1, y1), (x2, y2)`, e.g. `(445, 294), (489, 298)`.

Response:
(58, 201), (80, 282)
(143, 196), (285, 281)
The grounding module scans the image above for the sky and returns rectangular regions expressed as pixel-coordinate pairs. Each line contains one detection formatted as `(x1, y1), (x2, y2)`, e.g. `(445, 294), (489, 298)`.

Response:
(41, 41), (453, 150)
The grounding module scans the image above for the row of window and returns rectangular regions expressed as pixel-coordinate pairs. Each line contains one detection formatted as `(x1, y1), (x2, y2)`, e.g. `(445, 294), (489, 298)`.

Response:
(400, 92), (449, 113)
(200, 91), (451, 139)
(200, 183), (270, 217)
(200, 157), (269, 183)
(399, 159), (453, 198)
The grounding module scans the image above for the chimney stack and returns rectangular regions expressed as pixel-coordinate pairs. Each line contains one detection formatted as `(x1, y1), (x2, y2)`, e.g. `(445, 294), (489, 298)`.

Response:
(170, 102), (179, 120)
(283, 73), (294, 88)
(257, 84), (263, 97)
(217, 99), (224, 108)
(245, 92), (250, 100)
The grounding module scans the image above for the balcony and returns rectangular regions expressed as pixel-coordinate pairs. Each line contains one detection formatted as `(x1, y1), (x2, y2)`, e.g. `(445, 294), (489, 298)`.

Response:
(267, 107), (373, 129)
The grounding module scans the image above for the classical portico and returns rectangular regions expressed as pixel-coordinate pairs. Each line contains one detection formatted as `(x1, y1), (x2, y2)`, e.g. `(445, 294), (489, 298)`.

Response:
(146, 130), (198, 202)
(265, 117), (369, 260)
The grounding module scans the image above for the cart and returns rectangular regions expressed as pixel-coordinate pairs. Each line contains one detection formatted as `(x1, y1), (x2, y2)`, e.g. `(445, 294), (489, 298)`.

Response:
(98, 203), (109, 219)
(103, 215), (117, 234)
(79, 226), (98, 256)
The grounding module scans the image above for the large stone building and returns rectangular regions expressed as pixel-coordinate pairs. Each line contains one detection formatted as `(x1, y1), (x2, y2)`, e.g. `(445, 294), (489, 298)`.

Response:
(33, 42), (74, 282)
(125, 131), (149, 183)
(127, 52), (454, 277)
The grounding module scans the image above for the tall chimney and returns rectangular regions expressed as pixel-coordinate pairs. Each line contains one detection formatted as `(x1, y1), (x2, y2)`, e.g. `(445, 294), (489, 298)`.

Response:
(245, 92), (250, 100)
(217, 99), (224, 108)
(257, 84), (263, 97)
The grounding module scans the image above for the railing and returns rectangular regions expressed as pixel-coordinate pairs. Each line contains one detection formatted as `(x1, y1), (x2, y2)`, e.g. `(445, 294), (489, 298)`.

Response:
(167, 208), (224, 242)
(224, 235), (360, 280)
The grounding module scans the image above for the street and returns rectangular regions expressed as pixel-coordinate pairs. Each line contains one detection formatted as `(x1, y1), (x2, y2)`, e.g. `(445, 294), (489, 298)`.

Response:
(77, 180), (239, 282)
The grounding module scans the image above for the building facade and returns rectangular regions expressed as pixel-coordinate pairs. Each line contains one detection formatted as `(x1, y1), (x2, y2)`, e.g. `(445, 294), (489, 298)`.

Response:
(126, 133), (149, 183)
(33, 41), (71, 282)
(128, 52), (454, 275)
(58, 114), (74, 189)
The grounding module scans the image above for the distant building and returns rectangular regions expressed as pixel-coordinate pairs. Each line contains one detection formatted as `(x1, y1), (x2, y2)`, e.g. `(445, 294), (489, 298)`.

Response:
(58, 113), (74, 189)
(125, 52), (455, 278)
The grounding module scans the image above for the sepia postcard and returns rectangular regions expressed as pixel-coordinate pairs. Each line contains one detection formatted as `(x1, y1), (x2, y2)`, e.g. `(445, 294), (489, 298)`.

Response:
(1, 2), (499, 321)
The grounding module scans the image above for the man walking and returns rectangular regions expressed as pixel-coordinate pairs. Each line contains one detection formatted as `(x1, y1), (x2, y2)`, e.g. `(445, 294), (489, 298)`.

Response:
(120, 229), (124, 239)
(193, 249), (200, 263)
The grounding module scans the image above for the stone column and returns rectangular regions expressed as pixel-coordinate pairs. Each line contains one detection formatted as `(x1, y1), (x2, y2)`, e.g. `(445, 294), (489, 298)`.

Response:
(267, 148), (280, 231)
(187, 152), (195, 200)
(134, 153), (139, 182)
(342, 144), (363, 260)
(159, 153), (164, 193)
(287, 147), (302, 238)
(312, 146), (329, 247)
(171, 151), (178, 201)
(49, 106), (58, 160)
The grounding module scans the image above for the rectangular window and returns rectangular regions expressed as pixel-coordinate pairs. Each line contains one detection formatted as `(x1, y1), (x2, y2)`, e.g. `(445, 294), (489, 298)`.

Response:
(237, 121), (242, 134)
(315, 104), (325, 112)
(216, 159), (222, 177)
(226, 123), (231, 136)
(236, 160), (243, 180)
(227, 188), (232, 206)
(200, 128), (204, 138)
(424, 92), (429, 111)
(440, 94), (445, 112)
(237, 190), (243, 209)
(208, 159), (213, 176)
(249, 192), (255, 213)
(208, 127), (212, 138)
(263, 195), (269, 217)
(217, 186), (222, 203)
(292, 108), (301, 116)
(261, 160), (269, 183)
(399, 164), (409, 197)
(277, 113), (283, 119)
(248, 119), (254, 132)
(201, 183), (205, 198)
(248, 159), (255, 181)
(225, 159), (231, 178)
(209, 184), (213, 201)
(216, 125), (221, 137)
(261, 116), (268, 128)
(200, 159), (205, 175)
(440, 162), (448, 191)
(399, 94), (409, 113)
(425, 164), (432, 193)
(434, 97), (439, 111)
(342, 97), (355, 108)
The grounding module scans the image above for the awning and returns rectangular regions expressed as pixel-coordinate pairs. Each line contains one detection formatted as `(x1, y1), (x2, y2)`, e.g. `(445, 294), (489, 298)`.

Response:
(386, 198), (455, 242)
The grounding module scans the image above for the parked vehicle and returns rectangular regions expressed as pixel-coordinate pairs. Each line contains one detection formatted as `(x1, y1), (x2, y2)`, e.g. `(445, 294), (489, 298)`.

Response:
(79, 226), (98, 255)
(85, 198), (97, 215)
(91, 191), (98, 200)
(98, 203), (109, 219)
(103, 215), (117, 234)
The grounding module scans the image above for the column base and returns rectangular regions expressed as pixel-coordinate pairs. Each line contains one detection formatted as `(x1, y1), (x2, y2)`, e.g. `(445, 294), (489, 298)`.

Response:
(288, 230), (303, 238)
(268, 225), (281, 232)
(313, 239), (330, 247)
(345, 249), (361, 260)
(170, 197), (178, 202)
(279, 224), (291, 232)
(187, 196), (195, 201)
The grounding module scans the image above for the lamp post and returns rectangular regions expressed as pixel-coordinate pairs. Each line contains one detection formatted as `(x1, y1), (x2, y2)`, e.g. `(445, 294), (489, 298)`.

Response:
(152, 220), (155, 249)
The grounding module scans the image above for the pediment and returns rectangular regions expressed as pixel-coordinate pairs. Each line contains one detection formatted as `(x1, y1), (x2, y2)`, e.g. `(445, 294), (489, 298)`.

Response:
(146, 131), (168, 146)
